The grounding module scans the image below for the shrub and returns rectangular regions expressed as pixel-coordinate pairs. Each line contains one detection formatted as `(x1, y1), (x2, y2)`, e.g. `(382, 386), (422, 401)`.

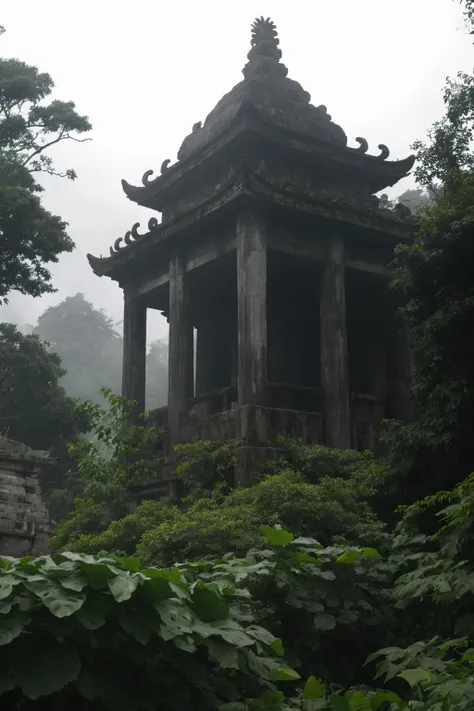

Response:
(0, 547), (297, 710)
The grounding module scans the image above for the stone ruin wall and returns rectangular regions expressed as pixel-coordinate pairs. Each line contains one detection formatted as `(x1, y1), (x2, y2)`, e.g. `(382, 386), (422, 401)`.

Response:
(0, 437), (51, 557)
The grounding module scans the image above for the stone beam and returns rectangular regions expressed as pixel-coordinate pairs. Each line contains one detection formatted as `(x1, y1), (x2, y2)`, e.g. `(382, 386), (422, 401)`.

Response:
(130, 238), (236, 300)
(185, 237), (236, 272)
(344, 259), (389, 277)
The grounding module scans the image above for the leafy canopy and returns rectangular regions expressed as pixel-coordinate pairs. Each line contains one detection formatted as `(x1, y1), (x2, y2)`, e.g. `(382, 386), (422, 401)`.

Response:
(0, 28), (91, 303)
(0, 322), (85, 460)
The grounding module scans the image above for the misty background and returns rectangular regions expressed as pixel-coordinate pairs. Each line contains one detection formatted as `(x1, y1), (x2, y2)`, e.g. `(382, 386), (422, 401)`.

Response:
(1, 0), (472, 406)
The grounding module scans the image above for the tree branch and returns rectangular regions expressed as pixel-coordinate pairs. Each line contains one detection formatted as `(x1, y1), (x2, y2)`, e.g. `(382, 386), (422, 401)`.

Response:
(21, 130), (65, 166)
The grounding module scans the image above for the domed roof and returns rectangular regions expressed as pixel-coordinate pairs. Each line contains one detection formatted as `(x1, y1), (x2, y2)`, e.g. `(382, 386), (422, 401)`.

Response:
(177, 17), (347, 162)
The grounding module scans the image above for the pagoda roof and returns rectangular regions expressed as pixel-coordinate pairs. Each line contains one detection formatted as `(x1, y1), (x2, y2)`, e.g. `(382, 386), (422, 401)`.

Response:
(120, 17), (414, 209)
(88, 161), (416, 281)
(87, 17), (416, 281)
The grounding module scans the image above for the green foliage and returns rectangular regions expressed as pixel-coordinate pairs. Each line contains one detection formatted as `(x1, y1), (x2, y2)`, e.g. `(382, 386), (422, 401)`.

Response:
(411, 71), (474, 191)
(35, 293), (123, 404)
(0, 549), (293, 710)
(174, 438), (237, 495)
(70, 468), (384, 566)
(267, 438), (385, 490)
(34, 294), (168, 408)
(0, 30), (91, 303)
(385, 67), (474, 502)
(50, 390), (162, 550)
(0, 322), (85, 467)
(398, 188), (434, 215)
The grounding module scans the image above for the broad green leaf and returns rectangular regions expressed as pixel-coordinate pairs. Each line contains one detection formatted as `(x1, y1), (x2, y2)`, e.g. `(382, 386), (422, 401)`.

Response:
(174, 634), (197, 653)
(336, 550), (360, 565)
(270, 664), (301, 681)
(294, 551), (320, 565)
(190, 586), (229, 622)
(346, 690), (371, 710)
(10, 640), (81, 699)
(361, 548), (381, 559)
(82, 562), (118, 588)
(0, 575), (19, 600)
(0, 615), (26, 645)
(207, 639), (239, 668)
(219, 704), (246, 711)
(330, 693), (351, 711)
(398, 668), (432, 687)
(142, 567), (182, 584)
(157, 599), (193, 639)
(313, 614), (336, 631)
(41, 588), (85, 618)
(60, 573), (88, 592)
(259, 525), (294, 546)
(108, 573), (139, 602)
(303, 675), (326, 699)
(271, 638), (284, 657)
(119, 608), (153, 645)
(114, 556), (140, 572)
(369, 690), (401, 710)
(258, 690), (285, 706)
(292, 537), (322, 547)
(75, 606), (106, 630)
(0, 601), (12, 614)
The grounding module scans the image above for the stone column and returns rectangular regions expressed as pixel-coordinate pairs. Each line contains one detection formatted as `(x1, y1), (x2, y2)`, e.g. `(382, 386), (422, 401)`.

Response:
(320, 235), (351, 449)
(168, 253), (194, 447)
(236, 210), (267, 406)
(122, 288), (147, 417)
(235, 210), (268, 487)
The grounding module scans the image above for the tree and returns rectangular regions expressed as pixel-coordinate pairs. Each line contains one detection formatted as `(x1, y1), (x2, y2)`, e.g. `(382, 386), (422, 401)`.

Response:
(0, 29), (91, 303)
(0, 323), (86, 489)
(397, 188), (433, 215)
(384, 67), (474, 501)
(411, 71), (474, 192)
(35, 293), (123, 404)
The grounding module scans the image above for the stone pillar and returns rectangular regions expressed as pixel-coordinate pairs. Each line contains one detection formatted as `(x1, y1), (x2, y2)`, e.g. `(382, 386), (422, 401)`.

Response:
(236, 210), (267, 406)
(122, 289), (147, 417)
(236, 210), (268, 486)
(168, 253), (194, 447)
(320, 236), (351, 449)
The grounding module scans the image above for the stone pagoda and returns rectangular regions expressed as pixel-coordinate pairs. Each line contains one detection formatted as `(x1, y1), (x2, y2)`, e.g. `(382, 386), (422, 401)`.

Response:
(88, 17), (415, 484)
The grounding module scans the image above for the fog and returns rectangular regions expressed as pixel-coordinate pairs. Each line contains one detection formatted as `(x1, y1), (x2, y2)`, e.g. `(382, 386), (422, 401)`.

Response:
(1, 0), (472, 340)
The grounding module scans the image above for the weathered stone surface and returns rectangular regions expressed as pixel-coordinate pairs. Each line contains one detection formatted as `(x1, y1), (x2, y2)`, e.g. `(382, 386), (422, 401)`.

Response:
(177, 18), (347, 162)
(320, 235), (351, 449)
(0, 437), (52, 557)
(122, 288), (147, 418)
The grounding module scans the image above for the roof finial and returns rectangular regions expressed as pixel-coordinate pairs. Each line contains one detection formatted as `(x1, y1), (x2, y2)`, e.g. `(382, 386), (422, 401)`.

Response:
(243, 17), (287, 81)
(248, 17), (282, 62)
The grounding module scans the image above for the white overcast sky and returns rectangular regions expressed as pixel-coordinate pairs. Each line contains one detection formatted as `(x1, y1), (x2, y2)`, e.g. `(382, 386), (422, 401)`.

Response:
(1, 0), (472, 341)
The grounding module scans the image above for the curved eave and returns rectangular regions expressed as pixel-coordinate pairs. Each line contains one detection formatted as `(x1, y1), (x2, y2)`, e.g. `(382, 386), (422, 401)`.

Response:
(87, 253), (115, 277)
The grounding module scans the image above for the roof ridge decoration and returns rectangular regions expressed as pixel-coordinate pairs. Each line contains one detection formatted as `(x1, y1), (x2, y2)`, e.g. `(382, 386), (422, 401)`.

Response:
(108, 217), (160, 256)
(176, 16), (348, 162)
